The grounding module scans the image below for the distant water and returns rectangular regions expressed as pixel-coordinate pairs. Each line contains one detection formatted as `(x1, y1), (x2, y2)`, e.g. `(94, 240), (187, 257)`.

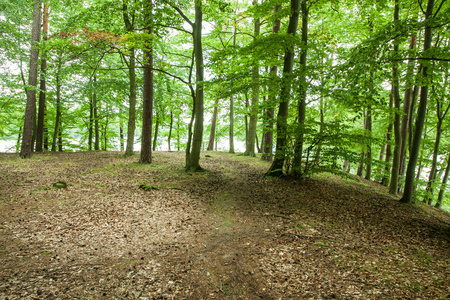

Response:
(0, 140), (16, 153)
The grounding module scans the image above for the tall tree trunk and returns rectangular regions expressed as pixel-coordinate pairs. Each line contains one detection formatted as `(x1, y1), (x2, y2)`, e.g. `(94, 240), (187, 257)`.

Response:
(35, 2), (48, 153)
(185, 1), (204, 171)
(57, 116), (62, 152)
(93, 76), (100, 151)
(267, 0), (301, 176)
(89, 96), (93, 150)
(365, 104), (372, 180)
(389, 0), (402, 195)
(168, 110), (173, 151)
(399, 34), (417, 180)
(119, 122), (124, 152)
(229, 9), (238, 154)
(125, 48), (137, 156)
(140, 0), (153, 164)
(401, 0), (435, 204)
(382, 93), (394, 186)
(207, 97), (220, 151)
(153, 113), (159, 152)
(436, 151), (450, 209)
(292, 0), (308, 177)
(425, 111), (448, 204)
(123, 2), (136, 156)
(51, 59), (62, 152)
(103, 116), (108, 151)
(20, 0), (41, 158)
(315, 91), (326, 164)
(245, 0), (260, 157)
(262, 4), (281, 162)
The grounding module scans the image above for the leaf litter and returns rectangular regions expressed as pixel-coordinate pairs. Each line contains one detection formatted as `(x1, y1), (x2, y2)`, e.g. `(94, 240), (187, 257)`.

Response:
(0, 151), (449, 299)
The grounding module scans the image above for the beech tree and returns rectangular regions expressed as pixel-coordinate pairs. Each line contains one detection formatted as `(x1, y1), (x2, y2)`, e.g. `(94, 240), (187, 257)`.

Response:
(20, 0), (41, 158)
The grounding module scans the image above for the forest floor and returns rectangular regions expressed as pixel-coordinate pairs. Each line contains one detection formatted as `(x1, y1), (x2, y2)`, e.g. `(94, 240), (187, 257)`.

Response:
(0, 151), (449, 300)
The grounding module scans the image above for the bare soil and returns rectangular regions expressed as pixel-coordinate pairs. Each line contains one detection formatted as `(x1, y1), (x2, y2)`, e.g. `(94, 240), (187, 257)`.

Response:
(0, 151), (449, 299)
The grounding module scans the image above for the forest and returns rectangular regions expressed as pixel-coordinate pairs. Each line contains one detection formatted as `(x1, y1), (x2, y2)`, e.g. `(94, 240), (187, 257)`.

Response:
(1, 1), (450, 298)
(1, 0), (450, 207)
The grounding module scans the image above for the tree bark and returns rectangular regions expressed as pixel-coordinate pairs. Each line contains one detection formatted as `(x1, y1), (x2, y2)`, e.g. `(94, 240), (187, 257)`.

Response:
(51, 59), (62, 152)
(401, 0), (435, 204)
(93, 76), (100, 151)
(207, 97), (220, 151)
(389, 0), (402, 195)
(262, 4), (281, 162)
(365, 104), (372, 181)
(382, 93), (394, 187)
(185, 1), (204, 171)
(399, 34), (417, 180)
(436, 152), (450, 209)
(168, 110), (173, 151)
(125, 48), (137, 156)
(245, 0), (260, 157)
(292, 0), (309, 177)
(153, 113), (159, 152)
(266, 0), (301, 176)
(140, 0), (153, 164)
(20, 0), (41, 158)
(35, 2), (48, 153)
(89, 96), (93, 150)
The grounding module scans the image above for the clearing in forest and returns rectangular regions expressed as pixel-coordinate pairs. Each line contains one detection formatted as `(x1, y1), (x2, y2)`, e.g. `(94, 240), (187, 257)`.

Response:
(0, 151), (449, 299)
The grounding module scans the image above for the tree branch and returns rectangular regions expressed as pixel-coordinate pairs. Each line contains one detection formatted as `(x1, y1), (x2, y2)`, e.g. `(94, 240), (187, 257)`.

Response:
(160, 0), (194, 27)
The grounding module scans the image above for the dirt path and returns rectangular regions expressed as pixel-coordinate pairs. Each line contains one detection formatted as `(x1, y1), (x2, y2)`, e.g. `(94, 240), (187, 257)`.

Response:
(0, 151), (449, 299)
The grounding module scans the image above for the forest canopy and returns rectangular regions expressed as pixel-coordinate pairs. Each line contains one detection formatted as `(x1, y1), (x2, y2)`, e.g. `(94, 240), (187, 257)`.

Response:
(1, 0), (450, 208)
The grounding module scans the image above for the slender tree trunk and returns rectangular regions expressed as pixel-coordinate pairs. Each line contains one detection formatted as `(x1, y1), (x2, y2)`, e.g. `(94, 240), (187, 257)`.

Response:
(57, 116), (62, 152)
(229, 11), (237, 154)
(425, 117), (443, 204)
(382, 93), (394, 187)
(35, 2), (48, 153)
(140, 0), (153, 164)
(168, 110), (173, 151)
(207, 97), (220, 151)
(125, 48), (137, 156)
(153, 113), (159, 152)
(399, 34), (417, 180)
(292, 0), (309, 177)
(185, 1), (204, 171)
(245, 0), (260, 157)
(357, 108), (366, 178)
(20, 0), (41, 158)
(93, 76), (99, 151)
(262, 4), (281, 162)
(16, 128), (22, 153)
(436, 152), (450, 208)
(389, 0), (402, 195)
(119, 123), (124, 152)
(267, 0), (301, 176)
(103, 117), (108, 151)
(365, 104), (372, 180)
(51, 60), (62, 152)
(401, 0), (435, 204)
(89, 96), (93, 150)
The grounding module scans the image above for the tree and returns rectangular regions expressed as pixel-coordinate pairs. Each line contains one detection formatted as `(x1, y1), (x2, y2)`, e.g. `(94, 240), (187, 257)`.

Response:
(389, 0), (402, 195)
(261, 3), (282, 162)
(35, 2), (49, 153)
(244, 0), (260, 157)
(401, 0), (437, 204)
(140, 0), (154, 164)
(292, 0), (309, 177)
(123, 1), (137, 157)
(267, 0), (301, 176)
(185, 1), (204, 171)
(20, 0), (41, 158)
